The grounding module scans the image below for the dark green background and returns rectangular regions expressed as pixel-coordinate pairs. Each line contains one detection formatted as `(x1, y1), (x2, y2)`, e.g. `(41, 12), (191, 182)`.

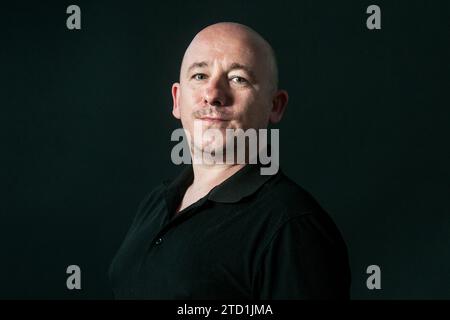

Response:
(1, 0), (449, 299)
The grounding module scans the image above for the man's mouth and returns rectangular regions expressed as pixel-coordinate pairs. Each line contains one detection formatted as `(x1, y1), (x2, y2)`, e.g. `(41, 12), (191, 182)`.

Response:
(193, 107), (232, 123)
(199, 117), (230, 123)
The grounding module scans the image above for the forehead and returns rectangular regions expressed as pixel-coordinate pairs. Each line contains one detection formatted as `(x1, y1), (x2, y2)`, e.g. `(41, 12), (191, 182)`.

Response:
(181, 35), (262, 74)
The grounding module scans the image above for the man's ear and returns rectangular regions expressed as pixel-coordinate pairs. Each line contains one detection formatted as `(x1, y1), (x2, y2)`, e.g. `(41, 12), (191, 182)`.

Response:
(171, 82), (181, 119)
(269, 89), (289, 123)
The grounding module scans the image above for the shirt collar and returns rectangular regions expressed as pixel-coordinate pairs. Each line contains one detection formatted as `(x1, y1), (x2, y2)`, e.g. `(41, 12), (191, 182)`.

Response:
(164, 162), (279, 204)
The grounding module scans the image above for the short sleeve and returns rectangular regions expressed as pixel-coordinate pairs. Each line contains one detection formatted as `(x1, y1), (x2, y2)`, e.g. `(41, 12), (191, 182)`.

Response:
(254, 211), (351, 299)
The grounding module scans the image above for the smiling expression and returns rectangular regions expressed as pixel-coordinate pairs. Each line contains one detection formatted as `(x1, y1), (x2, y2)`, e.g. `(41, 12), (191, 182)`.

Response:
(171, 23), (288, 158)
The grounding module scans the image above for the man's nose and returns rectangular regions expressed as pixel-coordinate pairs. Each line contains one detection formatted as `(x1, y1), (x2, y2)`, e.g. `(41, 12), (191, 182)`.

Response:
(203, 77), (229, 107)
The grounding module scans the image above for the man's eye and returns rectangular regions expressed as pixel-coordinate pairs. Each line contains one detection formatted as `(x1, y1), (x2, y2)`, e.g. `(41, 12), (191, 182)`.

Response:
(230, 76), (248, 85)
(192, 73), (207, 80)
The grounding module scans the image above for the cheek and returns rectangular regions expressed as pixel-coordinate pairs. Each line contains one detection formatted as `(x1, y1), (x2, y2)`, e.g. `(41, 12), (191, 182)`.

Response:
(183, 85), (203, 102)
(179, 90), (195, 114)
(234, 91), (255, 110)
(233, 94), (268, 126)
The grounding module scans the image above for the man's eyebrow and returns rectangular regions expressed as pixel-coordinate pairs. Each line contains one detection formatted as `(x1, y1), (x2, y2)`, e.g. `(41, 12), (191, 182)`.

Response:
(186, 61), (256, 79)
(228, 63), (256, 79)
(187, 61), (208, 74)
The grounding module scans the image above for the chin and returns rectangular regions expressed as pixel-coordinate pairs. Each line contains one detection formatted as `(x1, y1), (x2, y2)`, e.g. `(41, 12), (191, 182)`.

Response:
(203, 143), (227, 155)
(190, 142), (226, 163)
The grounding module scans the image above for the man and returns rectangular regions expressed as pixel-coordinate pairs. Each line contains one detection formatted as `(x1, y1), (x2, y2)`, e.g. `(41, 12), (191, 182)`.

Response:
(109, 22), (351, 299)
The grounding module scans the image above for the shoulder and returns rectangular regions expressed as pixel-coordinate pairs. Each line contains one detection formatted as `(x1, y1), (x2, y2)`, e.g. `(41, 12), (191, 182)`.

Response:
(138, 182), (167, 211)
(128, 182), (167, 228)
(258, 170), (328, 221)
(253, 170), (348, 248)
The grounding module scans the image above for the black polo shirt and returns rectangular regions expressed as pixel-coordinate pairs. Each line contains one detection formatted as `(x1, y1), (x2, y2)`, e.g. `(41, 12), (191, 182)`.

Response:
(108, 163), (351, 299)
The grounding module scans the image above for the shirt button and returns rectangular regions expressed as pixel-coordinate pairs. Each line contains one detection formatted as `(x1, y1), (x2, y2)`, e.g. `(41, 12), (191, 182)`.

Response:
(154, 238), (163, 245)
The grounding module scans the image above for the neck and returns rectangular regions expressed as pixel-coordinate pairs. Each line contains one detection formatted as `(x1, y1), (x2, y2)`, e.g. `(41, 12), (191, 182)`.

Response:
(191, 162), (246, 192)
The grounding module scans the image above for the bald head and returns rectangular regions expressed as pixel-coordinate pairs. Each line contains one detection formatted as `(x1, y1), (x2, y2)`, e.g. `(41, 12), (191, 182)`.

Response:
(179, 22), (279, 93)
(171, 21), (289, 150)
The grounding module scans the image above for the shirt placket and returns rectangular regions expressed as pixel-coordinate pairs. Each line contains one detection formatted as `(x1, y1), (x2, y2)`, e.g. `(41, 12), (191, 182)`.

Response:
(146, 196), (210, 252)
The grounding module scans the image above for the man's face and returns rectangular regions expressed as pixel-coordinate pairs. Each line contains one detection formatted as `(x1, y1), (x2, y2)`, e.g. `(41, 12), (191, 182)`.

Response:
(172, 26), (281, 157)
